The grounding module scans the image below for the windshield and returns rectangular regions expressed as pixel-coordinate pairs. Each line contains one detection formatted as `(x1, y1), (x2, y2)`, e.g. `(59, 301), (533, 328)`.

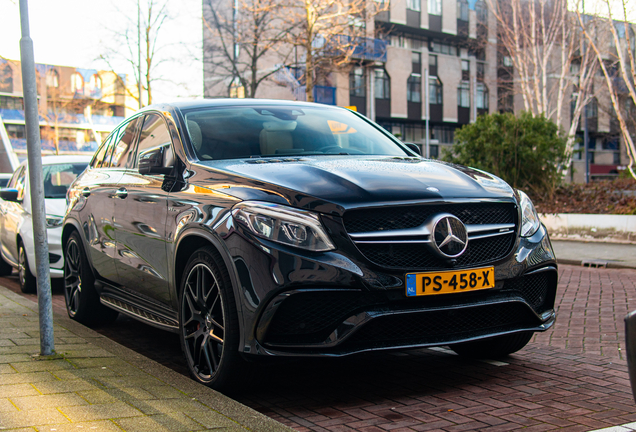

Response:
(43, 163), (88, 198)
(182, 105), (408, 160)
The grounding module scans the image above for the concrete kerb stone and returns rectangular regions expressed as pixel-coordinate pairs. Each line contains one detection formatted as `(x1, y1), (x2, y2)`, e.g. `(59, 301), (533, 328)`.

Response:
(0, 285), (293, 432)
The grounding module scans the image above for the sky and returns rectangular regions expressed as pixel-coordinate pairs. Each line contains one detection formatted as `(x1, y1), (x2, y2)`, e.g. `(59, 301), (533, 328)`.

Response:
(0, 0), (203, 103)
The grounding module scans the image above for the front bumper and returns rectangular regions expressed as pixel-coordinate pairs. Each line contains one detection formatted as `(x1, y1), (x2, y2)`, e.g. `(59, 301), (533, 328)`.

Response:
(222, 219), (558, 357)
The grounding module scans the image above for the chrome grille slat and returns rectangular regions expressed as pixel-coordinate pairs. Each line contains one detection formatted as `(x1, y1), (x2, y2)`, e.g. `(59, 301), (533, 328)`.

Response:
(344, 202), (517, 270)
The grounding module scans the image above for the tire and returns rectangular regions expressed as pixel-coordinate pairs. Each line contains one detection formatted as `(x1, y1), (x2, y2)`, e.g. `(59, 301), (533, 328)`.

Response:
(0, 253), (13, 277)
(179, 246), (246, 392)
(18, 242), (36, 294)
(449, 332), (534, 359)
(63, 231), (118, 326)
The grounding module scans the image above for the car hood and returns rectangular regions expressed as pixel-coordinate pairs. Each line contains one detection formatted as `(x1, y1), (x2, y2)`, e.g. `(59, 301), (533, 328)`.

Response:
(197, 156), (516, 214)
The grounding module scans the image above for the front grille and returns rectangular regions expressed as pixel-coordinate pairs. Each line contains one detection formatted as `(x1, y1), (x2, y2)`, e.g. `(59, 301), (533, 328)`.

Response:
(357, 232), (515, 270)
(343, 302), (539, 348)
(266, 291), (386, 344)
(263, 270), (555, 346)
(344, 202), (516, 233)
(502, 271), (552, 312)
(344, 202), (517, 270)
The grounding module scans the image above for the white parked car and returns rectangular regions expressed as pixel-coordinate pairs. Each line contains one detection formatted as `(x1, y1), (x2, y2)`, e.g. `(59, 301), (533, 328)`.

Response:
(0, 155), (91, 292)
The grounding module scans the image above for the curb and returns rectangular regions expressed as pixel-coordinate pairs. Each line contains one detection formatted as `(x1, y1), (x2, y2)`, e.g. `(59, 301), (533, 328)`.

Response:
(0, 285), (294, 432)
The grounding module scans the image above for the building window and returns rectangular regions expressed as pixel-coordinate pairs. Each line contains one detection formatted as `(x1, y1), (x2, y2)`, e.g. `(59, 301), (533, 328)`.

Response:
(431, 126), (454, 143)
(477, 62), (486, 80)
(461, 60), (470, 80)
(89, 74), (102, 90)
(0, 96), (23, 110)
(407, 74), (421, 103)
(350, 67), (366, 98)
(71, 73), (84, 93)
(407, 0), (420, 12)
(429, 76), (443, 104)
(428, 0), (442, 15)
(46, 69), (59, 88)
(476, 83), (489, 109)
(458, 81), (470, 108)
(586, 97), (598, 118)
(475, 1), (487, 22)
(457, 0), (469, 21)
(374, 69), (390, 99)
(0, 64), (13, 93)
(429, 55), (437, 68)
(429, 41), (457, 56)
(429, 144), (439, 159)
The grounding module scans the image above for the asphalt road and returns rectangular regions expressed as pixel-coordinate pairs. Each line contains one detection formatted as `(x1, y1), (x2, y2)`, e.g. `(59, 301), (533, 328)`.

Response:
(3, 265), (636, 431)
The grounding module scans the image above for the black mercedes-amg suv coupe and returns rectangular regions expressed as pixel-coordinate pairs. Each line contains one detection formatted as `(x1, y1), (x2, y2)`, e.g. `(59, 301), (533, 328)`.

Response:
(62, 99), (557, 390)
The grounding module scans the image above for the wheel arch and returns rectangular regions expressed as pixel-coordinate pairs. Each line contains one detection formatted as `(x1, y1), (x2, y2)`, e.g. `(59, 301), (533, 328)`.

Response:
(173, 228), (246, 345)
(61, 218), (97, 279)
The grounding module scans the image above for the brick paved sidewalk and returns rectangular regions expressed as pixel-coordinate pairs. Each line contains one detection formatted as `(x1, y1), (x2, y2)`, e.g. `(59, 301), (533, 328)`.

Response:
(0, 286), (292, 432)
(235, 265), (636, 432)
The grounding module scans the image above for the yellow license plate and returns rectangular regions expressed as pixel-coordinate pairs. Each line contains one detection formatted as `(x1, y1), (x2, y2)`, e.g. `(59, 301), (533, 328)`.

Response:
(406, 267), (495, 297)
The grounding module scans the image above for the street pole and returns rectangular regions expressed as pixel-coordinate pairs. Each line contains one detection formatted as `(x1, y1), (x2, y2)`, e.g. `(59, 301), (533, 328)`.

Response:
(19, 0), (55, 357)
(425, 67), (429, 158)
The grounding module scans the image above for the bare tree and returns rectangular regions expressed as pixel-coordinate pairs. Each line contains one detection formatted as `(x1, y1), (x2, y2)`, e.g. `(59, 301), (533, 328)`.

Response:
(577, 0), (636, 179)
(488, 0), (598, 157)
(98, 0), (170, 108)
(203, 0), (293, 98)
(284, 0), (388, 102)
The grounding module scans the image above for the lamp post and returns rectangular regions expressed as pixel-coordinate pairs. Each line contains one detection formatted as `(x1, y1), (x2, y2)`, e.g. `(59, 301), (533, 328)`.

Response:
(19, 0), (55, 357)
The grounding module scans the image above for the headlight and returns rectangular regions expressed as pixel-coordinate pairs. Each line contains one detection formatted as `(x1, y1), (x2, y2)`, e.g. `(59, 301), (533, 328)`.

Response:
(45, 215), (64, 228)
(518, 190), (540, 237)
(232, 201), (335, 252)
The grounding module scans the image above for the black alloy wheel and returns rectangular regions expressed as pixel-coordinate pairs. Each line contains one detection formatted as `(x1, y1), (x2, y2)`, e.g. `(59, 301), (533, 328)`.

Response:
(64, 231), (117, 325)
(179, 246), (245, 391)
(18, 242), (36, 294)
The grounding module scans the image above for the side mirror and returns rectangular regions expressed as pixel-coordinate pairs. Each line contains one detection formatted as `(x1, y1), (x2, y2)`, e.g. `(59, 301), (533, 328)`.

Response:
(139, 146), (172, 175)
(0, 188), (20, 202)
(405, 142), (422, 156)
(625, 310), (636, 402)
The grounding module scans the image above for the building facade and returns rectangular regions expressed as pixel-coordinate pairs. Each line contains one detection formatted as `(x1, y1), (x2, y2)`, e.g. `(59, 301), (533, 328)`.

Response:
(201, 0), (628, 182)
(0, 59), (132, 168)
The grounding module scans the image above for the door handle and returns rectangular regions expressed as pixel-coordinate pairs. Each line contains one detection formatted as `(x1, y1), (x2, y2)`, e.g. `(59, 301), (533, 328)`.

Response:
(82, 188), (90, 198)
(115, 188), (128, 199)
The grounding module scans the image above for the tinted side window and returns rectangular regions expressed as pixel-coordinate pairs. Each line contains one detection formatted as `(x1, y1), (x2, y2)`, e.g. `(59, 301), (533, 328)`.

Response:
(15, 166), (26, 200)
(110, 118), (140, 168)
(138, 115), (172, 154)
(137, 113), (174, 168)
(91, 134), (114, 168)
(7, 166), (25, 189)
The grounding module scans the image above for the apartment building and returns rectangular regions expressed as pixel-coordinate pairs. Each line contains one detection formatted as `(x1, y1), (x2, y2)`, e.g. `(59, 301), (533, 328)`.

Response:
(202, 0), (626, 181)
(0, 58), (131, 165)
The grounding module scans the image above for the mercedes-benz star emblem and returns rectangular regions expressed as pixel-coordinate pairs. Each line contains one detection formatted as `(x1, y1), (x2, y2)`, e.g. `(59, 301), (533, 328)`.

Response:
(431, 215), (468, 259)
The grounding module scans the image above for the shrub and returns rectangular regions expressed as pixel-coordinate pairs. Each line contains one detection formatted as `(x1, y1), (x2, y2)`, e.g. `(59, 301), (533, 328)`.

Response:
(441, 112), (568, 198)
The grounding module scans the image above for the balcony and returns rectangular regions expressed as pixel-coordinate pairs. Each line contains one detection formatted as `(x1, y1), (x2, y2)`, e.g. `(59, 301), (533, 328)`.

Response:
(329, 35), (388, 62)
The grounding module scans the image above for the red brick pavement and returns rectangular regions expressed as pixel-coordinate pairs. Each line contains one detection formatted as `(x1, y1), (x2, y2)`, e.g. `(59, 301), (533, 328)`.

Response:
(4, 265), (636, 431)
(233, 265), (636, 431)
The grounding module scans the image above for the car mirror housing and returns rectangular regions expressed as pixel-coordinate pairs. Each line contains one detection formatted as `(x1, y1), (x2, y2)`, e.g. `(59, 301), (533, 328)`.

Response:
(405, 143), (422, 155)
(0, 188), (20, 203)
(139, 147), (172, 175)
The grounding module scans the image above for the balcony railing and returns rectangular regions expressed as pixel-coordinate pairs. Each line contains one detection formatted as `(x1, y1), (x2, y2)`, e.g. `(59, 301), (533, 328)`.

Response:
(329, 35), (388, 62)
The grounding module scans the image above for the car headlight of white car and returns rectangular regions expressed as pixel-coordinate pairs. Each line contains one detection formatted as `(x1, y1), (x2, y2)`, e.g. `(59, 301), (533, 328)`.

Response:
(45, 215), (64, 228)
